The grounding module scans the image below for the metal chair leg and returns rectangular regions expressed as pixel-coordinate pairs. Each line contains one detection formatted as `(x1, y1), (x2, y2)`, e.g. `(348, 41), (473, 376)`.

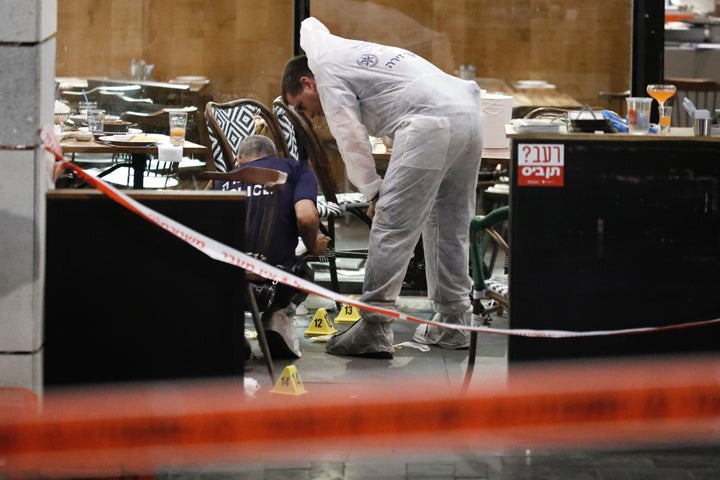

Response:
(246, 284), (275, 384)
(462, 331), (478, 393)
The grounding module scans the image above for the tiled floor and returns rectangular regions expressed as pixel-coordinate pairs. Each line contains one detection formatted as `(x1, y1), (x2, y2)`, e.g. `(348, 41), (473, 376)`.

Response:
(159, 446), (720, 479)
(157, 216), (720, 479)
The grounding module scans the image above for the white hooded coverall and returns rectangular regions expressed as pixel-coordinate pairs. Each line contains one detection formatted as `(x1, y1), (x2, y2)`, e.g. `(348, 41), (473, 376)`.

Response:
(301, 17), (484, 319)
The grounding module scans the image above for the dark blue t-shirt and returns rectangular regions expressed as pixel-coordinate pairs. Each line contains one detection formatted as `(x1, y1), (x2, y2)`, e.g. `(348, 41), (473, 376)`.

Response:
(215, 156), (318, 269)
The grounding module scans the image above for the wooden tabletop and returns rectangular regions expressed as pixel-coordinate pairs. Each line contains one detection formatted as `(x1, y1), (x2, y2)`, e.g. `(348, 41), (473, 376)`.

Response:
(60, 135), (208, 155)
(506, 126), (720, 142)
(511, 89), (582, 110)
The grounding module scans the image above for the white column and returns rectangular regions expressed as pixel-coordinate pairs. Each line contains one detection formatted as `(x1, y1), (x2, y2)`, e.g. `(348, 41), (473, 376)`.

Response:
(0, 0), (57, 393)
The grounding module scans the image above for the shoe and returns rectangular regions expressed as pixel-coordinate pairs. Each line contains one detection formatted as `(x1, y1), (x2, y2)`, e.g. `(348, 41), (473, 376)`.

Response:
(326, 315), (394, 359)
(265, 330), (301, 359)
(413, 311), (470, 349)
(262, 304), (301, 359)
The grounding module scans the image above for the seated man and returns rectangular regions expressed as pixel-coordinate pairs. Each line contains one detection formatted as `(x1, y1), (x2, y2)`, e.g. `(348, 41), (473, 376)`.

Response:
(215, 135), (329, 359)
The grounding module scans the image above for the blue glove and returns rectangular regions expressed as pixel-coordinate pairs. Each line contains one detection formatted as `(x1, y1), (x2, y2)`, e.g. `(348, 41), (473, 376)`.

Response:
(601, 110), (658, 134)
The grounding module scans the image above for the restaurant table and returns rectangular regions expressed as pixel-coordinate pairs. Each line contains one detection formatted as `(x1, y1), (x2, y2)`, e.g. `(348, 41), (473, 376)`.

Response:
(86, 77), (212, 112)
(505, 127), (720, 365)
(60, 135), (208, 189)
(44, 189), (248, 386)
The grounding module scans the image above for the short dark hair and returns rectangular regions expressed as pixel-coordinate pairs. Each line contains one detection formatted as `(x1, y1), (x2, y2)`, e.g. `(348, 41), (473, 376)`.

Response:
(281, 55), (314, 104)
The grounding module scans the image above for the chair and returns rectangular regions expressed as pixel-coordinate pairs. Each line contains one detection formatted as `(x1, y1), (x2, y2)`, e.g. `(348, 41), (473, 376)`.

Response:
(122, 106), (209, 151)
(89, 107), (204, 190)
(597, 89), (630, 116)
(121, 106), (195, 139)
(463, 206), (509, 391)
(120, 107), (208, 188)
(198, 165), (289, 383)
(99, 91), (156, 116)
(86, 78), (193, 108)
(666, 77), (720, 127)
(272, 100), (372, 294)
(205, 99), (289, 173)
(59, 85), (143, 112)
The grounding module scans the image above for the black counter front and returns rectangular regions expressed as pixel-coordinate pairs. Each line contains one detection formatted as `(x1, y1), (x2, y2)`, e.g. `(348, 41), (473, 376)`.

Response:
(508, 131), (720, 363)
(45, 190), (249, 386)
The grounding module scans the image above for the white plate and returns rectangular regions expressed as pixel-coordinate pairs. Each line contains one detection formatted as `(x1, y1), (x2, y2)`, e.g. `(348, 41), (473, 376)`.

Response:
(515, 80), (555, 89)
(98, 134), (159, 146)
(175, 75), (207, 82)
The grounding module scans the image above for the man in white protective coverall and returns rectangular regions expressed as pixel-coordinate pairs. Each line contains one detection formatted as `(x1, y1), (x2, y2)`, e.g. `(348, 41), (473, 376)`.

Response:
(281, 17), (484, 359)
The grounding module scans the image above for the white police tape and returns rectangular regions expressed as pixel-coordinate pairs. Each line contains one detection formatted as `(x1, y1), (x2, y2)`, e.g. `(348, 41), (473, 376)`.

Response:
(51, 150), (720, 340)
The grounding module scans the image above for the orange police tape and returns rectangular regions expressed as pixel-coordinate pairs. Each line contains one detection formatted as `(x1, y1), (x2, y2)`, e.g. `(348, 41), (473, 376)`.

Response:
(9, 130), (715, 476)
(41, 130), (720, 339)
(2, 357), (720, 475)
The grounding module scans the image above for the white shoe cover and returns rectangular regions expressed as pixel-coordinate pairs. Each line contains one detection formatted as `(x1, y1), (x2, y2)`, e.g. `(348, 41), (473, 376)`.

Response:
(263, 304), (302, 359)
(326, 314), (394, 359)
(413, 311), (470, 349)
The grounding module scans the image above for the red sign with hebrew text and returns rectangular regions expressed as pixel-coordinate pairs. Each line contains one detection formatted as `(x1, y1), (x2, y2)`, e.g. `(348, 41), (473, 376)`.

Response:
(517, 143), (565, 187)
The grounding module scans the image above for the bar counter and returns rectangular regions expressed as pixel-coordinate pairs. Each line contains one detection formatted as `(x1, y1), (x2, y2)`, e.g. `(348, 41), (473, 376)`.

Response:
(506, 128), (720, 363)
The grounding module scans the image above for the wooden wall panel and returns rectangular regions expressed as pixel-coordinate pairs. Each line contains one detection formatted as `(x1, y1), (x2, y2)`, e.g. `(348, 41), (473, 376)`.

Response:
(56, 0), (630, 108)
(313, 0), (631, 107)
(56, 0), (294, 106)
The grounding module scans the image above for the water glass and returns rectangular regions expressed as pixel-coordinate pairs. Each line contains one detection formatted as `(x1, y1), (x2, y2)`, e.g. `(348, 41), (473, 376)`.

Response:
(79, 101), (97, 116)
(168, 111), (188, 146)
(87, 109), (105, 133)
(625, 97), (652, 134)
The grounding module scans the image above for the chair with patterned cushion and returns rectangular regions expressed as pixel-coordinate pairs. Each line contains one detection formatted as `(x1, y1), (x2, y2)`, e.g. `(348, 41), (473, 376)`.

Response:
(271, 96), (300, 161)
(272, 99), (371, 294)
(205, 99), (288, 173)
(463, 205), (509, 390)
(272, 100), (371, 224)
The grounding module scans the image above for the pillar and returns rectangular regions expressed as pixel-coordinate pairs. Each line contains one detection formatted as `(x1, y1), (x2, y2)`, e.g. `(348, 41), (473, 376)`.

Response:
(0, 0), (57, 393)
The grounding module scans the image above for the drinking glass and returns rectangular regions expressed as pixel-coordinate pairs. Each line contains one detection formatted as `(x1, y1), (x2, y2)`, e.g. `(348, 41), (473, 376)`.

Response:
(168, 111), (187, 146)
(625, 97), (652, 134)
(658, 105), (672, 135)
(87, 109), (105, 134)
(646, 84), (676, 111)
(79, 101), (97, 116)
